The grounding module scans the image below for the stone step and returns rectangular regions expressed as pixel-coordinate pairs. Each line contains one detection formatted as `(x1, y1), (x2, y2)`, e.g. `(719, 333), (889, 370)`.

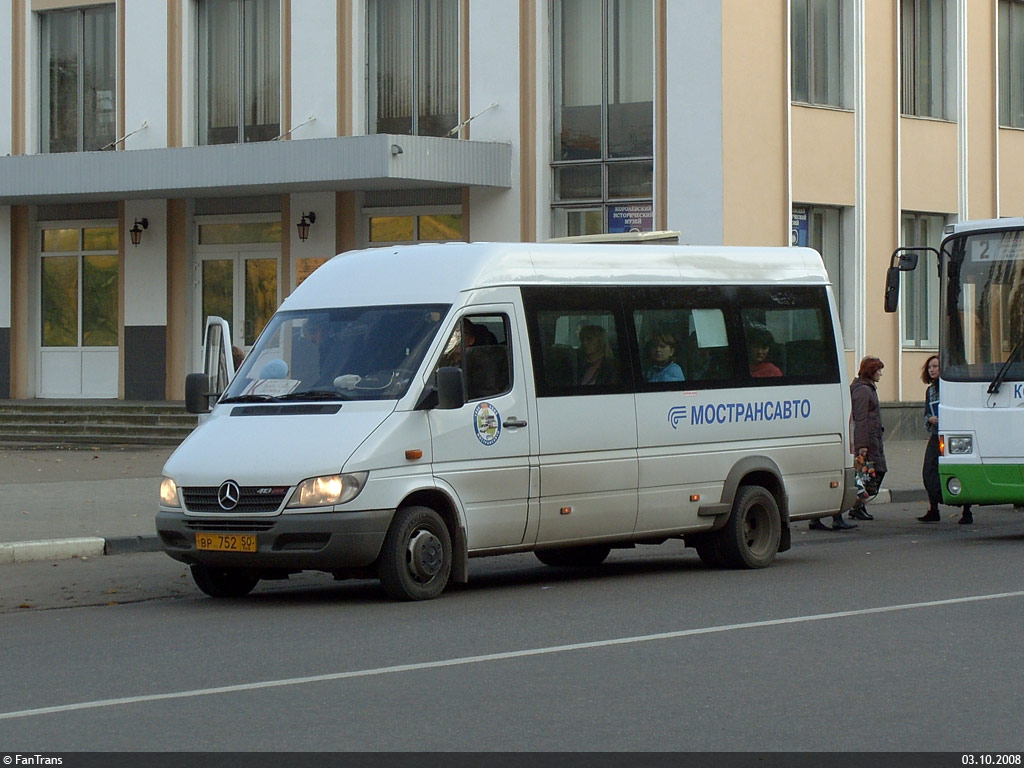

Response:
(0, 401), (187, 415)
(0, 413), (197, 427)
(0, 401), (196, 446)
(0, 431), (185, 446)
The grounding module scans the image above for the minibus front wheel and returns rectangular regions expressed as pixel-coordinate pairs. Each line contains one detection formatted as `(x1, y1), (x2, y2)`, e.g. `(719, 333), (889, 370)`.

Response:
(716, 484), (781, 569)
(190, 564), (259, 598)
(378, 505), (453, 601)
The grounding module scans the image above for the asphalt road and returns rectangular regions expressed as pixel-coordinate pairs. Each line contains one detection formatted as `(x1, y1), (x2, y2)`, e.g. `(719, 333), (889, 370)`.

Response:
(2, 501), (1024, 755)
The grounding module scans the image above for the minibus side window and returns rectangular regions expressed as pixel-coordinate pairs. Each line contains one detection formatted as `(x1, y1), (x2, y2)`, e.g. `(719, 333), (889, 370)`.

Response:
(737, 286), (840, 385)
(436, 313), (513, 401)
(521, 286), (630, 396)
(626, 287), (737, 389)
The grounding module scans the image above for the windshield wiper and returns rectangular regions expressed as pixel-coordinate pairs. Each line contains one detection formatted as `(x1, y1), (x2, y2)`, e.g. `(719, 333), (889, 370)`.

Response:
(219, 394), (281, 404)
(275, 390), (352, 401)
(987, 336), (1024, 394)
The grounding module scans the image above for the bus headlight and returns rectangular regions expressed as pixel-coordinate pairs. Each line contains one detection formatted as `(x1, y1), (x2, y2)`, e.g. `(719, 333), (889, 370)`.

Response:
(947, 477), (962, 496)
(159, 477), (180, 507)
(946, 435), (973, 455)
(286, 472), (368, 508)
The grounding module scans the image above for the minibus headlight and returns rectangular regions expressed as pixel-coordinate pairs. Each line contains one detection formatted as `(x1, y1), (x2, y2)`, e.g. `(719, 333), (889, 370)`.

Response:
(287, 472), (368, 508)
(947, 477), (962, 496)
(159, 477), (180, 507)
(946, 435), (973, 455)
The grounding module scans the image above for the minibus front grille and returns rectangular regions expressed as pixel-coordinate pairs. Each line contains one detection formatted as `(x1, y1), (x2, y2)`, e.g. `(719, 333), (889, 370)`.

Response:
(181, 486), (289, 514)
(183, 519), (277, 532)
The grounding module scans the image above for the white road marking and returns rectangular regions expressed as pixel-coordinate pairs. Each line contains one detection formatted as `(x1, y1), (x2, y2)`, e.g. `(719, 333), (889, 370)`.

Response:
(3, 589), (1023, 722)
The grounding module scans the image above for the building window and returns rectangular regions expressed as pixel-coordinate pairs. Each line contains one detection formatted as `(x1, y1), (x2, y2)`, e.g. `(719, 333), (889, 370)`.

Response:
(40, 6), (116, 153)
(901, 0), (950, 119)
(999, 0), (1024, 128)
(791, 0), (844, 107)
(368, 0), (458, 137)
(551, 0), (653, 236)
(198, 0), (280, 145)
(793, 205), (848, 346)
(40, 227), (119, 348)
(901, 212), (947, 348)
(368, 212), (464, 244)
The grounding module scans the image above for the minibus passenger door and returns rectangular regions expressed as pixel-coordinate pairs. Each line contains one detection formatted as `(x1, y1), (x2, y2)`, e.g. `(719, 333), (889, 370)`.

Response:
(187, 316), (235, 418)
(428, 309), (532, 550)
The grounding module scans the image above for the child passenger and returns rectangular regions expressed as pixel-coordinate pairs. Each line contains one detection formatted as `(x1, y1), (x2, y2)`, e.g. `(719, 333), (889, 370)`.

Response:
(645, 331), (685, 382)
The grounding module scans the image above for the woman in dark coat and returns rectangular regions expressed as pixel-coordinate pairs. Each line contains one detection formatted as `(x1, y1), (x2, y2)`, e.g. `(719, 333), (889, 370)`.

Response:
(811, 355), (887, 531)
(849, 356), (887, 520)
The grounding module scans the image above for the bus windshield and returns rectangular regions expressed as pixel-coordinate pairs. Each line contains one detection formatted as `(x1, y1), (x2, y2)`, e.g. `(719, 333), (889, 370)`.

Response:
(222, 304), (449, 402)
(943, 230), (1024, 382)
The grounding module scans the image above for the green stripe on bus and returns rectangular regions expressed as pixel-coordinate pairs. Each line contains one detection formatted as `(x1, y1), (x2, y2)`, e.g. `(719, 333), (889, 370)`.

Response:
(939, 463), (1024, 505)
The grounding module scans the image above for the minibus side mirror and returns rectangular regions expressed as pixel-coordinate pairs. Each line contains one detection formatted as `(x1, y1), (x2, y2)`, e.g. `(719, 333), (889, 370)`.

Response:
(883, 248), (926, 313)
(436, 366), (466, 410)
(185, 373), (212, 414)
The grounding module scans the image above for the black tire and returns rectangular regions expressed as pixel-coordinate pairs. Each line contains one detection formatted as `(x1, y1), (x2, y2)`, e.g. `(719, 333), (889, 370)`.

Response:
(378, 505), (452, 601)
(190, 564), (259, 598)
(715, 484), (782, 569)
(691, 534), (725, 568)
(534, 545), (611, 567)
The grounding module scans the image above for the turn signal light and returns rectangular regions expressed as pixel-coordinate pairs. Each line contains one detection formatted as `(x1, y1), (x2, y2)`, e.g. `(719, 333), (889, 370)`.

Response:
(560, 507), (572, 515)
(405, 449), (423, 460)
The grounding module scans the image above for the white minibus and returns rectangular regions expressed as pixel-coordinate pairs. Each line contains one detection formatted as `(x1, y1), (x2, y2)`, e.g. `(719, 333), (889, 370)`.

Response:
(157, 242), (857, 600)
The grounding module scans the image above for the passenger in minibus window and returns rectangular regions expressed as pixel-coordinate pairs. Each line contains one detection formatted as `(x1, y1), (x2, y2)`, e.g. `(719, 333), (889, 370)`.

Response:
(645, 331), (685, 382)
(747, 327), (783, 378)
(578, 325), (618, 385)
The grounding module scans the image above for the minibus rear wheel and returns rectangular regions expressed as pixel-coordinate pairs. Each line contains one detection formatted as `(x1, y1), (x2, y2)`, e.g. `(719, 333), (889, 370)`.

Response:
(534, 545), (611, 567)
(378, 505), (452, 601)
(692, 535), (725, 568)
(190, 564), (259, 598)
(716, 484), (781, 569)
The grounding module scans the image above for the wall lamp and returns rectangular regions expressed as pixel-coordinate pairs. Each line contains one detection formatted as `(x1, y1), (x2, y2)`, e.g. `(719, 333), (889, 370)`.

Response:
(297, 211), (316, 242)
(129, 218), (148, 247)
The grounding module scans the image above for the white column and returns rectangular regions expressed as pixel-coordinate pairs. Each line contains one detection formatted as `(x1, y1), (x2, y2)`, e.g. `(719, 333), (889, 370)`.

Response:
(0, 1), (12, 156)
(0, 206), (11, 329)
(124, 200), (168, 326)
(664, 0), (724, 244)
(124, 0), (169, 149)
(290, 0), (338, 139)
(466, 0), (521, 242)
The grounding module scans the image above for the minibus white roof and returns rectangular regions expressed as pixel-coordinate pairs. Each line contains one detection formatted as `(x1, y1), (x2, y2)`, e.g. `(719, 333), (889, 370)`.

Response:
(282, 242), (830, 310)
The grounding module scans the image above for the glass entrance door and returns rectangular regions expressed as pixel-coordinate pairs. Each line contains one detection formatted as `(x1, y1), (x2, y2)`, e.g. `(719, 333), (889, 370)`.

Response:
(198, 250), (279, 360)
(38, 225), (119, 398)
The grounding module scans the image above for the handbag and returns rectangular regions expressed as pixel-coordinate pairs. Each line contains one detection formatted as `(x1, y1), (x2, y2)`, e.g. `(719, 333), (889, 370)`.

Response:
(854, 454), (879, 499)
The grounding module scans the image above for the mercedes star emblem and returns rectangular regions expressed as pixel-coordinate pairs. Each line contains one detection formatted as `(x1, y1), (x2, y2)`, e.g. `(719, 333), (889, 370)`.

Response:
(217, 480), (241, 511)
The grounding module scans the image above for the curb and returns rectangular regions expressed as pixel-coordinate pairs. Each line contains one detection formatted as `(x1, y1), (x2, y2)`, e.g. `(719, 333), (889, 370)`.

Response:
(0, 534), (160, 564)
(0, 492), (934, 565)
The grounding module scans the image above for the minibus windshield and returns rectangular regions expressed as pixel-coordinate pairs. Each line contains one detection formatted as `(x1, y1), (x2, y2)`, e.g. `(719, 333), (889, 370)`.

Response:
(222, 304), (449, 402)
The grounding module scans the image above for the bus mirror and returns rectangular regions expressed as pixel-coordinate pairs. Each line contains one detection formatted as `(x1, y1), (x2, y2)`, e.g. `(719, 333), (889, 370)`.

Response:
(883, 249), (923, 313)
(185, 373), (212, 414)
(895, 251), (919, 271)
(436, 366), (466, 410)
(884, 267), (902, 313)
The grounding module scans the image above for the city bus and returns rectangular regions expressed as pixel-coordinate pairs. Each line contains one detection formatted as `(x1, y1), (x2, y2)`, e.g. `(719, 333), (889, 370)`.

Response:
(885, 217), (1024, 506)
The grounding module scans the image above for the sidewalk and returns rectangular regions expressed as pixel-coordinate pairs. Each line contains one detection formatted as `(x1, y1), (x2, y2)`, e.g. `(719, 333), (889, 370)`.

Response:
(0, 440), (932, 564)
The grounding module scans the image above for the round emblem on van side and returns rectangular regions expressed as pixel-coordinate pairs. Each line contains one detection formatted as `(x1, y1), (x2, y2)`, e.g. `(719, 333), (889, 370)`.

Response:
(473, 402), (501, 446)
(217, 480), (241, 510)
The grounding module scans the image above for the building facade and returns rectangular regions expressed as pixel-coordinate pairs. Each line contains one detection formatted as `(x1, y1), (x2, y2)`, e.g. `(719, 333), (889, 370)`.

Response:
(0, 0), (1022, 403)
